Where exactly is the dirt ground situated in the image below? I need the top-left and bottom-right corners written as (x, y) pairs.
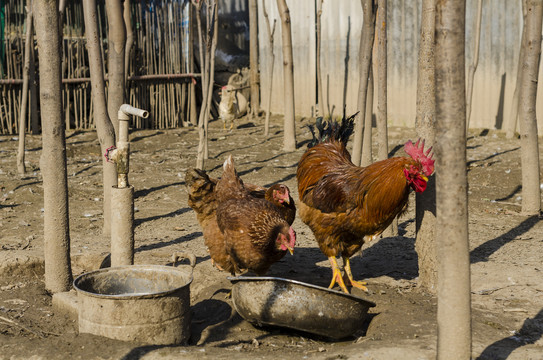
top-left (0, 115), bottom-right (542, 359)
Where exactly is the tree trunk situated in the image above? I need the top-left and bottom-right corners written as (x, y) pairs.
top-left (262, 0), bottom-right (276, 137)
top-left (189, 3), bottom-right (197, 126)
top-left (465, 0), bottom-right (482, 132)
top-left (375, 0), bottom-right (397, 238)
top-left (83, 0), bottom-right (117, 236)
top-left (17, 4), bottom-right (33, 175)
top-left (506, 0), bottom-right (528, 139)
top-left (194, 0), bottom-right (207, 169)
top-left (435, 1), bottom-right (471, 359)
top-left (203, 0), bottom-right (218, 160)
top-left (415, 0), bottom-right (437, 293)
top-left (29, 28), bottom-right (39, 135)
top-left (519, 0), bottom-right (543, 215)
top-left (361, 67), bottom-right (373, 167)
top-left (106, 0), bottom-right (126, 139)
top-left (249, 0), bottom-right (260, 118)
top-left (29, 29), bottom-right (39, 135)
top-left (123, 0), bottom-right (134, 84)
top-left (59, 0), bottom-right (67, 94)
top-left (316, 0), bottom-right (325, 117)
top-left (375, 0), bottom-right (387, 163)
top-left (276, 0), bottom-right (296, 152)
top-left (33, 0), bottom-right (73, 293)
top-left (195, 0), bottom-right (217, 169)
top-left (352, 0), bottom-right (376, 166)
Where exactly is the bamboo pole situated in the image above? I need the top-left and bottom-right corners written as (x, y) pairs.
top-left (1, 0), bottom-right (197, 133)
top-left (17, 3), bottom-right (33, 175)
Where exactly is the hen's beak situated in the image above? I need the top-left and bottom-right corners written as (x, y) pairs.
top-left (286, 244), bottom-right (294, 255)
top-left (283, 196), bottom-right (290, 205)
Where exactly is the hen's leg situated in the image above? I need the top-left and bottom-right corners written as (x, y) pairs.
top-left (211, 259), bottom-right (225, 271)
top-left (328, 256), bottom-right (349, 293)
top-left (343, 256), bottom-right (368, 292)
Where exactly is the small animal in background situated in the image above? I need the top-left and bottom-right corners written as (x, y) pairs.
top-left (297, 114), bottom-right (435, 293)
top-left (185, 157), bottom-right (296, 275)
top-left (219, 85), bottom-right (248, 130)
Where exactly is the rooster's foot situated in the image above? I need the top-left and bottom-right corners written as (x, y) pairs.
top-left (342, 256), bottom-right (368, 292)
top-left (328, 257), bottom-right (350, 293)
top-left (347, 278), bottom-right (368, 292)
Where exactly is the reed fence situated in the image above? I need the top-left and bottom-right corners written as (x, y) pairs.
top-left (0, 0), bottom-right (197, 135)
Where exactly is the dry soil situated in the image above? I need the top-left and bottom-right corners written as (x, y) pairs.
top-left (0, 115), bottom-right (542, 359)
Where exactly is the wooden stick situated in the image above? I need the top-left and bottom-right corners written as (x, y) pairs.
top-left (0, 315), bottom-right (45, 339)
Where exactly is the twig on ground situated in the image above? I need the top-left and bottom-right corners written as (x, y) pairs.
top-left (0, 315), bottom-right (45, 338)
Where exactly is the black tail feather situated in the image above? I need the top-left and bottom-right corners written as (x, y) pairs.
top-left (307, 112), bottom-right (358, 148)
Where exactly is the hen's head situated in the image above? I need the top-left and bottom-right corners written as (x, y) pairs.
top-left (276, 225), bottom-right (296, 255)
top-left (268, 184), bottom-right (291, 205)
top-left (403, 139), bottom-right (435, 193)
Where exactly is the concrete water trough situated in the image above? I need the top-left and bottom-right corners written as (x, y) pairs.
top-left (73, 254), bottom-right (195, 345)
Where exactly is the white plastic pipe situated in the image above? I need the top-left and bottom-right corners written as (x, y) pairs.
top-left (119, 104), bottom-right (149, 120)
top-left (110, 104), bottom-right (149, 266)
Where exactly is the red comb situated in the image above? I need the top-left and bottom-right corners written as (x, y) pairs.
top-left (289, 227), bottom-right (296, 247)
top-left (404, 139), bottom-right (435, 176)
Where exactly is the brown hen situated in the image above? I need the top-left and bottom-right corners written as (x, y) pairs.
top-left (297, 115), bottom-right (435, 293)
top-left (215, 155), bottom-right (296, 275)
top-left (185, 158), bottom-right (295, 275)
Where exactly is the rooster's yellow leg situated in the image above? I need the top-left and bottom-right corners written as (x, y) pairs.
top-left (328, 256), bottom-right (349, 293)
top-left (343, 256), bottom-right (368, 292)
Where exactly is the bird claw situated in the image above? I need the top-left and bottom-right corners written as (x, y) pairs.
top-left (328, 261), bottom-right (350, 293)
top-left (347, 279), bottom-right (368, 292)
top-left (211, 259), bottom-right (225, 271)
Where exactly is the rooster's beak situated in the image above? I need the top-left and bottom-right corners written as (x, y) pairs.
top-left (421, 174), bottom-right (428, 182)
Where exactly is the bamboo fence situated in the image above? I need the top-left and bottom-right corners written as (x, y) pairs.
top-left (0, 0), bottom-right (197, 134)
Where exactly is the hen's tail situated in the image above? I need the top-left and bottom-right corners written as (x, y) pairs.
top-left (185, 168), bottom-right (217, 215)
top-left (215, 155), bottom-right (245, 201)
top-left (307, 112), bottom-right (358, 148)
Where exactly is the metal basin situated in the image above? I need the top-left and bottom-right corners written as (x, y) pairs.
top-left (74, 254), bottom-right (195, 345)
top-left (228, 276), bottom-right (376, 339)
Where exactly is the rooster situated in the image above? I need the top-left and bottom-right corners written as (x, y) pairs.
top-left (185, 158), bottom-right (295, 275)
top-left (296, 115), bottom-right (434, 293)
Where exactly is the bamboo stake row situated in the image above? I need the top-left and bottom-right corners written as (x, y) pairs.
top-left (0, 0), bottom-right (195, 134)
